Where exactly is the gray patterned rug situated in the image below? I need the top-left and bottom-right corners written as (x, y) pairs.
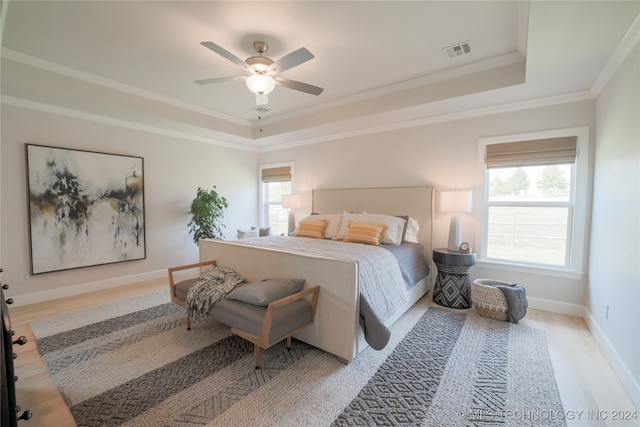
top-left (31, 290), bottom-right (566, 426)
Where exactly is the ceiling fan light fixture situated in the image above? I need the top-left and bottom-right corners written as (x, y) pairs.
top-left (256, 93), bottom-right (269, 106)
top-left (197, 40), bottom-right (323, 101)
top-left (246, 55), bottom-right (274, 73)
top-left (246, 74), bottom-right (276, 95)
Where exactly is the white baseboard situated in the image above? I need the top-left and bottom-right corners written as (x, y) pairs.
top-left (528, 296), bottom-right (638, 409)
top-left (584, 310), bottom-right (640, 411)
top-left (10, 269), bottom-right (167, 307)
top-left (527, 295), bottom-right (586, 317)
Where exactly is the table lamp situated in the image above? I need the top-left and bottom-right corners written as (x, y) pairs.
top-left (440, 190), bottom-right (472, 251)
top-left (281, 194), bottom-right (301, 235)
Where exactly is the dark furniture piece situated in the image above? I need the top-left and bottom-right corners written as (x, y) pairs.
top-left (432, 248), bottom-right (476, 309)
top-left (1, 269), bottom-right (32, 426)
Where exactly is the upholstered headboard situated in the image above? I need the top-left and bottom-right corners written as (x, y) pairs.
top-left (312, 186), bottom-right (435, 259)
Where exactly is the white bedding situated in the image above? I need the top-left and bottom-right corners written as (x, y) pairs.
top-left (232, 235), bottom-right (409, 324)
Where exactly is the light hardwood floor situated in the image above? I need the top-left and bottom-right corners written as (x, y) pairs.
top-left (6, 279), bottom-right (638, 427)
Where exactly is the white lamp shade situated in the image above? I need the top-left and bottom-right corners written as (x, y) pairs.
top-left (440, 190), bottom-right (472, 213)
top-left (282, 194), bottom-right (301, 235)
top-left (281, 194), bottom-right (301, 209)
top-left (440, 190), bottom-right (472, 251)
top-left (246, 74), bottom-right (276, 95)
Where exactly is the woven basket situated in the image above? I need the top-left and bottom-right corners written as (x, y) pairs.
top-left (471, 279), bottom-right (514, 321)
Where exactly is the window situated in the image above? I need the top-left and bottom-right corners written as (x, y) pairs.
top-left (486, 164), bottom-right (573, 266)
top-left (259, 163), bottom-right (292, 235)
top-left (477, 128), bottom-right (589, 277)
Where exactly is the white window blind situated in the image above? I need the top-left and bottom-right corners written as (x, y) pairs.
top-left (485, 136), bottom-right (577, 168)
top-left (261, 166), bottom-right (291, 182)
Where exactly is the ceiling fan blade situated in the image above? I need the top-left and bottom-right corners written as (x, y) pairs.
top-left (200, 41), bottom-right (246, 67)
top-left (269, 47), bottom-right (314, 73)
top-left (275, 77), bottom-right (324, 96)
top-left (194, 76), bottom-right (246, 85)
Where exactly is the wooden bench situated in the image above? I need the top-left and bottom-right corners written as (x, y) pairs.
top-left (168, 261), bottom-right (320, 368)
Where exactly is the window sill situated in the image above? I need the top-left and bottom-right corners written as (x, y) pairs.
top-left (474, 259), bottom-right (584, 280)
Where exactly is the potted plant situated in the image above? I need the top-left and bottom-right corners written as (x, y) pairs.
top-left (187, 186), bottom-right (228, 245)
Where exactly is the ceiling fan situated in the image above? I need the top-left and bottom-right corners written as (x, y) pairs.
top-left (195, 41), bottom-right (324, 106)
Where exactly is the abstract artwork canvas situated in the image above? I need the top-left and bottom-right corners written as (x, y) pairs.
top-left (26, 144), bottom-right (145, 274)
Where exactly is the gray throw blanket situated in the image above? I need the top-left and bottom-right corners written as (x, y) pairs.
top-left (359, 297), bottom-right (391, 350)
top-left (496, 284), bottom-right (528, 323)
top-left (186, 266), bottom-right (245, 322)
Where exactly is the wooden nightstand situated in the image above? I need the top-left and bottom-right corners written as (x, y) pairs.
top-left (432, 248), bottom-right (476, 309)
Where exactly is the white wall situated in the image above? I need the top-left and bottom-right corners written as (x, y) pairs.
top-left (590, 44), bottom-right (639, 405)
top-left (1, 105), bottom-right (258, 304)
top-left (259, 100), bottom-right (596, 310)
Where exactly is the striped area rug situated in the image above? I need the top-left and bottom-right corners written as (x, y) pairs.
top-left (30, 290), bottom-right (566, 426)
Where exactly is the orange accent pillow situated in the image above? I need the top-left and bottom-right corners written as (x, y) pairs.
top-left (342, 221), bottom-right (387, 246)
top-left (294, 219), bottom-right (329, 239)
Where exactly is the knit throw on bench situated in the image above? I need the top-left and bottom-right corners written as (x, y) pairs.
top-left (185, 266), bottom-right (245, 321)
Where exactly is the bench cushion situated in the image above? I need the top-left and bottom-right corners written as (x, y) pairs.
top-left (174, 278), bottom-right (199, 302)
top-left (226, 278), bottom-right (304, 306)
top-left (211, 299), bottom-right (312, 345)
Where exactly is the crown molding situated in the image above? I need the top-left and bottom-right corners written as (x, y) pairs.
top-left (591, 14), bottom-right (640, 96)
top-left (3, 87), bottom-right (593, 155)
top-left (2, 96), bottom-right (258, 152)
top-left (259, 90), bottom-right (594, 152)
top-left (1, 48), bottom-right (252, 128)
top-left (256, 52), bottom-right (526, 129)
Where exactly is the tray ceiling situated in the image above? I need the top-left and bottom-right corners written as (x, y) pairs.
top-left (1, 1), bottom-right (637, 149)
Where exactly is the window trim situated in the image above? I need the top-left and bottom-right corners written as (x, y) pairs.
top-left (476, 127), bottom-right (589, 279)
top-left (258, 161), bottom-right (294, 228)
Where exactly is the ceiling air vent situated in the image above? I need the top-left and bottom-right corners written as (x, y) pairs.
top-left (253, 106), bottom-right (271, 114)
top-left (443, 41), bottom-right (471, 59)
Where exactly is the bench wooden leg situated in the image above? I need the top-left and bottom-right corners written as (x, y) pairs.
top-left (254, 344), bottom-right (261, 369)
top-left (286, 336), bottom-right (292, 349)
top-left (186, 316), bottom-right (191, 331)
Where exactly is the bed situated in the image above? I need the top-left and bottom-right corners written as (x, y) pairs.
top-left (199, 186), bottom-right (435, 363)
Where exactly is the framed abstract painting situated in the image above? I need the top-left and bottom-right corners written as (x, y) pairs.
top-left (26, 144), bottom-right (146, 274)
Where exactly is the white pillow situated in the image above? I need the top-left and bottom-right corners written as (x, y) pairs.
top-left (404, 217), bottom-right (420, 243)
top-left (237, 229), bottom-right (259, 239)
top-left (296, 213), bottom-right (343, 239)
top-left (336, 212), bottom-right (406, 246)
